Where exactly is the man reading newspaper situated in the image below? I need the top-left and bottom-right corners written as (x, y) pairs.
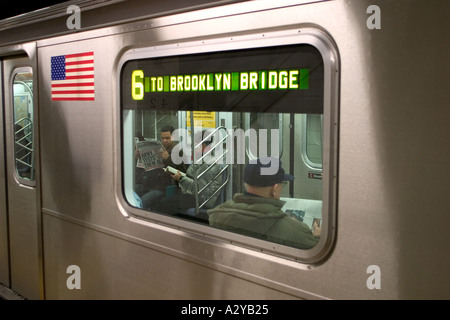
top-left (135, 140), bottom-right (165, 171)
top-left (134, 126), bottom-right (187, 211)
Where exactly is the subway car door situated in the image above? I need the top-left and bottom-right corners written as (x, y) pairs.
top-left (0, 55), bottom-right (42, 300)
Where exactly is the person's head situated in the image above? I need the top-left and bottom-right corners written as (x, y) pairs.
top-left (243, 157), bottom-right (294, 200)
top-left (160, 125), bottom-right (175, 148)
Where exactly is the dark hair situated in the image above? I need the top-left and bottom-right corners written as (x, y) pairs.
top-left (160, 125), bottom-right (175, 134)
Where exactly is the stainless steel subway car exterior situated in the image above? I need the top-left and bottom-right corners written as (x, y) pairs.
top-left (0, 0), bottom-right (449, 300)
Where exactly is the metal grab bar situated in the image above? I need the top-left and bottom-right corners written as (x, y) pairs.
top-left (14, 117), bottom-right (34, 180)
top-left (189, 124), bottom-right (230, 213)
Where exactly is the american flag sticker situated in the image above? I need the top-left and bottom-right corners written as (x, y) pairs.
top-left (51, 51), bottom-right (95, 101)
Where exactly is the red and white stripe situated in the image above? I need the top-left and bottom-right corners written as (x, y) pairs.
top-left (51, 52), bottom-right (95, 101)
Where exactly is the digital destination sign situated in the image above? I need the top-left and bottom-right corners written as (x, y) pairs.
top-left (121, 44), bottom-right (324, 114)
top-left (131, 69), bottom-right (309, 100)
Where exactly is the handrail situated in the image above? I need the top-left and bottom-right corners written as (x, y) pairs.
top-left (14, 117), bottom-right (34, 180)
top-left (198, 165), bottom-right (229, 209)
top-left (189, 125), bottom-right (230, 214)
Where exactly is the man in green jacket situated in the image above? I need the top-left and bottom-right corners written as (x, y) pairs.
top-left (208, 157), bottom-right (320, 249)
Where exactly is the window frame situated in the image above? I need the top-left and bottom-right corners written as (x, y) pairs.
top-left (116, 28), bottom-right (339, 263)
top-left (11, 67), bottom-right (35, 186)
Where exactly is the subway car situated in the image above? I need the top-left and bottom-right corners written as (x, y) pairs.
top-left (0, 0), bottom-right (449, 300)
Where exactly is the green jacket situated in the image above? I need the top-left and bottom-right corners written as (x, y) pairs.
top-left (208, 193), bottom-right (319, 249)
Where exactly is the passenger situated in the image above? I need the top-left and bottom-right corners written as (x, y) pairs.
top-left (207, 157), bottom-right (321, 249)
top-left (159, 125), bottom-right (187, 172)
top-left (135, 126), bottom-right (187, 210)
top-left (158, 130), bottom-right (223, 215)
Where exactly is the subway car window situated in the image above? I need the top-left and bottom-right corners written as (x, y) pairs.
top-left (121, 43), bottom-right (326, 251)
top-left (12, 69), bottom-right (34, 181)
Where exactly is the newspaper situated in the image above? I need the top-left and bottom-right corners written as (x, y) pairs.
top-left (280, 197), bottom-right (322, 230)
top-left (136, 139), bottom-right (165, 171)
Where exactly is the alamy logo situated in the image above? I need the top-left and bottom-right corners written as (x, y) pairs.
top-left (67, 5), bottom-right (81, 30)
top-left (366, 5), bottom-right (381, 30)
top-left (170, 128), bottom-right (280, 175)
top-left (366, 265), bottom-right (381, 289)
top-left (66, 265), bottom-right (81, 290)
